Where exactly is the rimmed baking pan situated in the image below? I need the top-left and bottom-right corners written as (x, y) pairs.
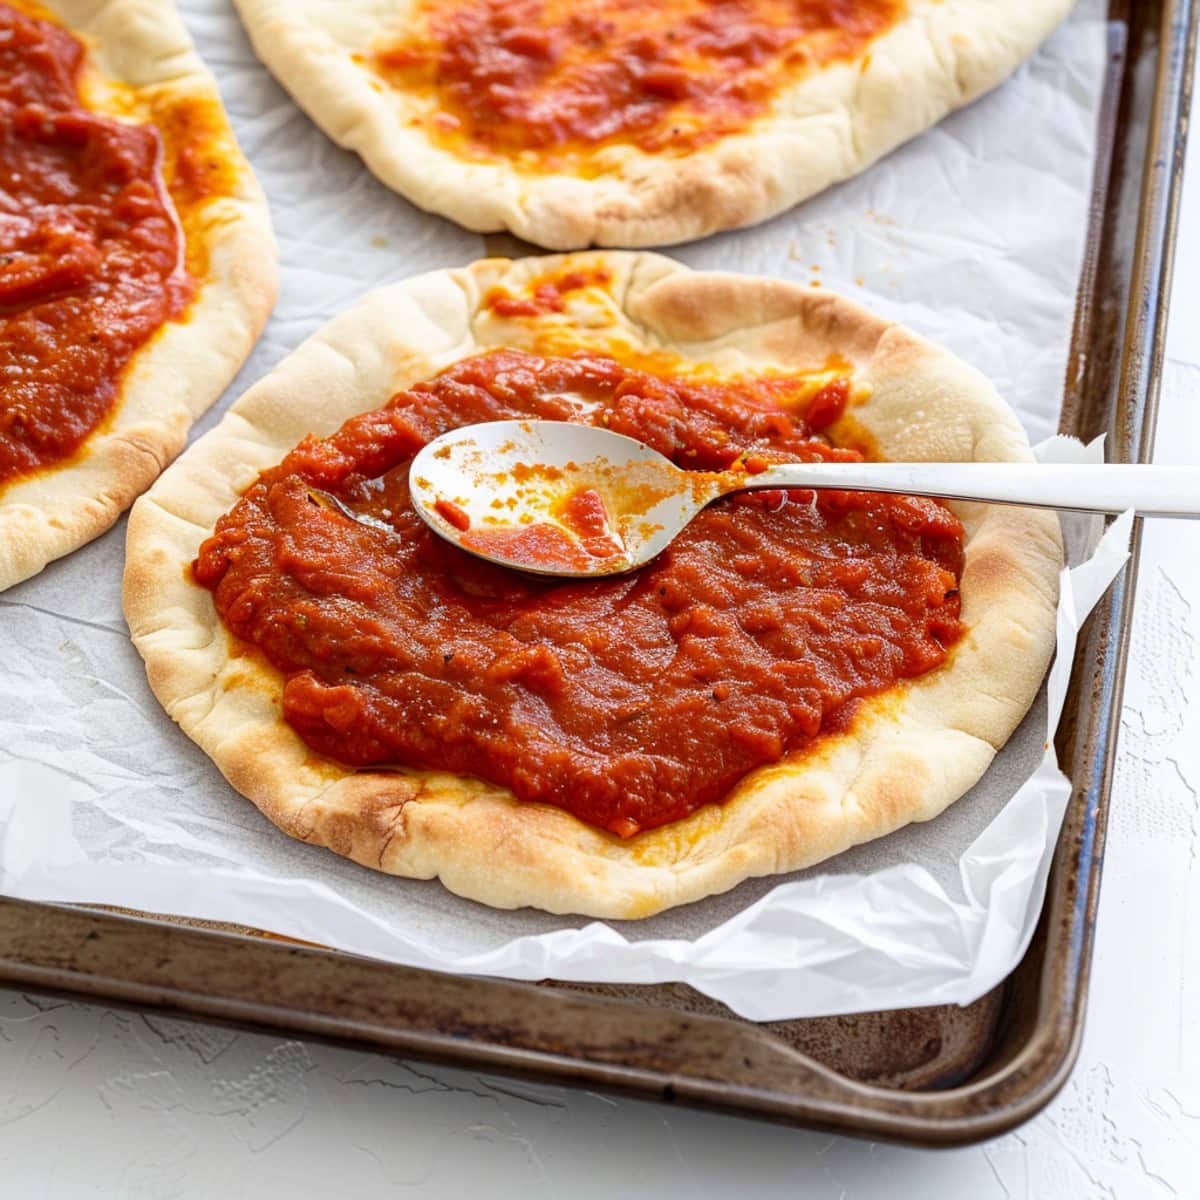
top-left (0, 0), bottom-right (1192, 1147)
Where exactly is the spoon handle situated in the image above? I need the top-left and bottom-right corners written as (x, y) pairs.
top-left (734, 462), bottom-right (1200, 519)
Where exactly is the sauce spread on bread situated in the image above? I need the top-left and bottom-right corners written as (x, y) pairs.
top-left (374, 0), bottom-right (902, 165)
top-left (195, 347), bottom-right (964, 838)
top-left (0, 4), bottom-right (193, 486)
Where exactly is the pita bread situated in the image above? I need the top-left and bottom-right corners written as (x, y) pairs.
top-left (0, 0), bottom-right (277, 590)
top-left (125, 252), bottom-right (1061, 918)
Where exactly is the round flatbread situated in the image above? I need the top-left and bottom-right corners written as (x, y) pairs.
top-left (230, 0), bottom-right (1072, 249)
top-left (124, 252), bottom-right (1061, 918)
top-left (0, 0), bottom-right (277, 591)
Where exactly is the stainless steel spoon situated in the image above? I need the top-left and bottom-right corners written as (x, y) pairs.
top-left (408, 419), bottom-right (1200, 578)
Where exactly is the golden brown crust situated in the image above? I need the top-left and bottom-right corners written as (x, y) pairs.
top-left (124, 252), bottom-right (1062, 918)
top-left (0, 0), bottom-right (278, 591)
top-left (230, 0), bottom-right (1073, 249)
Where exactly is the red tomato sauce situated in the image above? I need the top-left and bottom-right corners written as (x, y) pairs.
top-left (374, 0), bottom-right (902, 161)
top-left (195, 349), bottom-right (965, 838)
top-left (0, 4), bottom-right (193, 487)
top-left (434, 497), bottom-right (472, 530)
top-left (462, 520), bottom-right (601, 571)
top-left (558, 486), bottom-right (612, 540)
top-left (459, 486), bottom-right (623, 571)
top-left (486, 268), bottom-right (612, 317)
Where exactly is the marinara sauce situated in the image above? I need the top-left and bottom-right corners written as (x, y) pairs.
top-left (0, 4), bottom-right (192, 487)
top-left (195, 349), bottom-right (965, 839)
top-left (374, 0), bottom-right (902, 159)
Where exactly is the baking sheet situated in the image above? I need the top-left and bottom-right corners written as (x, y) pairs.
top-left (0, 0), bottom-right (1119, 1021)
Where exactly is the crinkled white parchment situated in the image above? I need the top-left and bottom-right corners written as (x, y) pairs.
top-left (0, 0), bottom-right (1124, 1020)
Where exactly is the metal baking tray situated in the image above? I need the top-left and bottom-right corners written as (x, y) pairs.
top-left (0, 0), bottom-right (1193, 1147)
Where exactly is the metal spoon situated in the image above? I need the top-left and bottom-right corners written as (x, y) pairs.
top-left (408, 419), bottom-right (1200, 578)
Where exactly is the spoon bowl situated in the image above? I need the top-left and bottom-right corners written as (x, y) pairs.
top-left (409, 419), bottom-right (724, 577)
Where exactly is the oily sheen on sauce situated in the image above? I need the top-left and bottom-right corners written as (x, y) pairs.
top-left (195, 350), bottom-right (965, 839)
top-left (0, 3), bottom-right (193, 487)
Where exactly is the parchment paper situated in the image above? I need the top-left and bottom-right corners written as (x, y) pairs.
top-left (0, 0), bottom-right (1123, 1021)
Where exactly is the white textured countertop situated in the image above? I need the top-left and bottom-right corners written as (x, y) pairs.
top-left (2, 42), bottom-right (1198, 1200)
